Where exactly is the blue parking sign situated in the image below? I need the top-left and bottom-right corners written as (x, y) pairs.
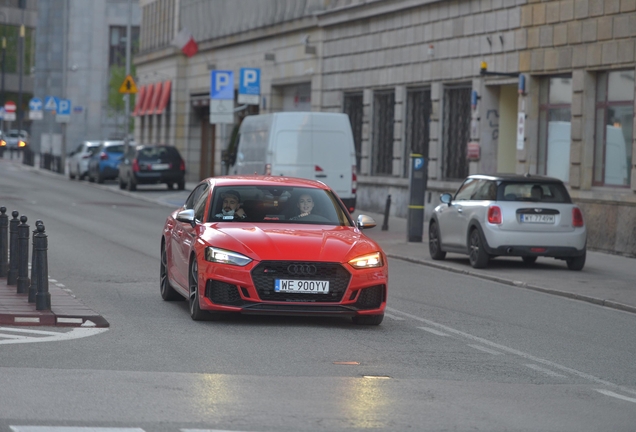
top-left (238, 68), bottom-right (260, 105)
top-left (58, 99), bottom-right (71, 115)
top-left (210, 70), bottom-right (234, 100)
top-left (413, 157), bottom-right (424, 171)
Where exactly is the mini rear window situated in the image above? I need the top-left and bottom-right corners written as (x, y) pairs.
top-left (137, 146), bottom-right (180, 160)
top-left (500, 182), bottom-right (572, 203)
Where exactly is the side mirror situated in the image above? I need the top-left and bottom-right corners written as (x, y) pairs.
top-left (440, 193), bottom-right (453, 205)
top-left (357, 214), bottom-right (377, 230)
top-left (176, 209), bottom-right (196, 227)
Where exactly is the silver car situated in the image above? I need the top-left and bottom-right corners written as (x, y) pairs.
top-left (428, 174), bottom-right (587, 270)
top-left (68, 140), bottom-right (101, 180)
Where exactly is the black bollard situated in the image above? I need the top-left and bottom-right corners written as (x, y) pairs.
top-left (28, 220), bottom-right (43, 303)
top-left (7, 211), bottom-right (19, 285)
top-left (16, 216), bottom-right (30, 294)
top-left (381, 194), bottom-right (391, 231)
top-left (0, 207), bottom-right (8, 277)
top-left (35, 224), bottom-right (51, 311)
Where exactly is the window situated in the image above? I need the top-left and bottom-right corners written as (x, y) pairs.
top-left (594, 70), bottom-right (634, 187)
top-left (442, 87), bottom-right (471, 180)
top-left (372, 91), bottom-right (395, 175)
top-left (538, 76), bottom-right (572, 182)
top-left (454, 178), bottom-right (483, 201)
top-left (343, 93), bottom-right (363, 172)
top-left (109, 25), bottom-right (140, 67)
top-left (405, 88), bottom-right (431, 178)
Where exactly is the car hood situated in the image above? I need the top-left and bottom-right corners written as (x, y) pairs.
top-left (201, 223), bottom-right (381, 262)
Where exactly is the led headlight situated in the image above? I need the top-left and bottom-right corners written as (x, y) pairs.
top-left (205, 247), bottom-right (252, 266)
top-left (18, 141), bottom-right (26, 148)
top-left (348, 252), bottom-right (383, 269)
top-left (0, 140), bottom-right (6, 147)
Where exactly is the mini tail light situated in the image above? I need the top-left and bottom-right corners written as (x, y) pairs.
top-left (487, 205), bottom-right (502, 224)
top-left (352, 166), bottom-right (357, 195)
top-left (132, 159), bottom-right (139, 172)
top-left (572, 207), bottom-right (584, 227)
top-left (99, 152), bottom-right (108, 160)
top-left (315, 165), bottom-right (324, 172)
top-left (265, 163), bottom-right (271, 175)
top-left (179, 160), bottom-right (185, 171)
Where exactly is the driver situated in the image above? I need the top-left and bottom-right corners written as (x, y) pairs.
top-left (214, 190), bottom-right (247, 221)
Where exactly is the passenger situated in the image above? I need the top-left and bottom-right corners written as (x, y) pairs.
top-left (530, 185), bottom-right (544, 201)
top-left (213, 190), bottom-right (247, 220)
top-left (290, 193), bottom-right (315, 220)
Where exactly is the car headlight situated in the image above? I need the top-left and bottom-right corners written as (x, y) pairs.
top-left (348, 252), bottom-right (383, 269)
top-left (205, 247), bottom-right (252, 266)
top-left (0, 140), bottom-right (6, 147)
top-left (18, 141), bottom-right (26, 147)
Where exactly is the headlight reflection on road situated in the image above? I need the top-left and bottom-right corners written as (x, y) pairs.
top-left (337, 376), bottom-right (392, 429)
top-left (191, 373), bottom-right (237, 414)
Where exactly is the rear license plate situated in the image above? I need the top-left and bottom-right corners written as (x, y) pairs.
top-left (521, 214), bottom-right (555, 223)
top-left (274, 279), bottom-right (330, 294)
top-left (151, 163), bottom-right (170, 170)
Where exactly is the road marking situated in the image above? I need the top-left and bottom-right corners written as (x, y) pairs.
top-left (387, 306), bottom-right (636, 397)
top-left (417, 326), bottom-right (450, 336)
top-left (468, 344), bottom-right (504, 355)
top-left (0, 327), bottom-right (61, 335)
top-left (183, 429), bottom-right (260, 432)
top-left (524, 363), bottom-right (567, 378)
top-left (0, 328), bottom-right (108, 345)
top-left (14, 317), bottom-right (40, 323)
top-left (384, 312), bottom-right (404, 320)
top-left (11, 428), bottom-right (146, 432)
top-left (596, 389), bottom-right (636, 404)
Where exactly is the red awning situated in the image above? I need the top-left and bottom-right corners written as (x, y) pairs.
top-left (154, 80), bottom-right (172, 115)
top-left (140, 83), bottom-right (156, 115)
top-left (150, 81), bottom-right (163, 114)
top-left (132, 85), bottom-right (146, 116)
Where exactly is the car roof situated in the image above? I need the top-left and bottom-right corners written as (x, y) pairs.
top-left (205, 175), bottom-right (332, 190)
top-left (102, 140), bottom-right (124, 146)
top-left (467, 174), bottom-right (564, 184)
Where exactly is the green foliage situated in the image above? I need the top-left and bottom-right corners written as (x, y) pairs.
top-left (107, 64), bottom-right (136, 133)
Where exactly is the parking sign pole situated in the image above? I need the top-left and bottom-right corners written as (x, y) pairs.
top-left (407, 154), bottom-right (427, 243)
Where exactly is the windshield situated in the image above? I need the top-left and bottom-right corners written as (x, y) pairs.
top-left (209, 186), bottom-right (352, 226)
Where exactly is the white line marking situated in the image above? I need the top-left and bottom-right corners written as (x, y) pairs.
top-left (417, 326), bottom-right (450, 336)
top-left (55, 283), bottom-right (65, 287)
top-left (0, 328), bottom-right (108, 345)
top-left (387, 306), bottom-right (636, 397)
top-left (14, 317), bottom-right (40, 323)
top-left (48, 279), bottom-right (57, 283)
top-left (524, 363), bottom-right (567, 378)
top-left (468, 344), bottom-right (504, 355)
top-left (596, 389), bottom-right (636, 404)
top-left (11, 428), bottom-right (146, 432)
top-left (57, 317), bottom-right (83, 324)
top-left (0, 327), bottom-right (61, 335)
top-left (0, 333), bottom-right (28, 340)
top-left (183, 429), bottom-right (258, 432)
top-left (384, 312), bottom-right (404, 320)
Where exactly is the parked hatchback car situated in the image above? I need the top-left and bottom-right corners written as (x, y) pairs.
top-left (118, 144), bottom-right (186, 191)
top-left (68, 140), bottom-right (101, 180)
top-left (161, 176), bottom-right (387, 325)
top-left (87, 140), bottom-right (126, 183)
top-left (428, 174), bottom-right (587, 270)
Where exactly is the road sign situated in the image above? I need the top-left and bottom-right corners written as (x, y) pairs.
top-left (44, 96), bottom-right (58, 111)
top-left (56, 98), bottom-right (71, 123)
top-left (3, 101), bottom-right (16, 121)
top-left (29, 97), bottom-right (43, 120)
top-left (210, 70), bottom-right (234, 124)
top-left (119, 74), bottom-right (138, 94)
top-left (238, 68), bottom-right (260, 105)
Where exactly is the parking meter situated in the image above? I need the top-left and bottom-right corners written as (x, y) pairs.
top-left (407, 154), bottom-right (427, 242)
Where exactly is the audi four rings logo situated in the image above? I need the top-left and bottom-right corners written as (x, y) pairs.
top-left (287, 264), bottom-right (317, 275)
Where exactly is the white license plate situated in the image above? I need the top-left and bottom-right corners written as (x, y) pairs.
top-left (521, 214), bottom-right (555, 223)
top-left (274, 279), bottom-right (330, 294)
top-left (151, 163), bottom-right (170, 170)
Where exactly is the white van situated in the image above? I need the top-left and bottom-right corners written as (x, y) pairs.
top-left (231, 112), bottom-right (357, 211)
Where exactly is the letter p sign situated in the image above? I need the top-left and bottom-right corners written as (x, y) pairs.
top-left (238, 67), bottom-right (261, 104)
top-left (211, 70), bottom-right (234, 100)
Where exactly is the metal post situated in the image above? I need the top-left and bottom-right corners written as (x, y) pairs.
top-left (124, 0), bottom-right (132, 154)
top-left (7, 211), bottom-right (19, 285)
top-left (381, 194), bottom-right (391, 231)
top-left (16, 2), bottom-right (25, 141)
top-left (35, 224), bottom-right (50, 311)
top-left (0, 207), bottom-right (7, 277)
top-left (16, 215), bottom-right (29, 293)
top-left (28, 220), bottom-right (42, 303)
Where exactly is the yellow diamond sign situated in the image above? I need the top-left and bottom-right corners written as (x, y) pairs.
top-left (119, 74), bottom-right (138, 94)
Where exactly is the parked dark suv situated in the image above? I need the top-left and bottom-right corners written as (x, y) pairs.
top-left (118, 144), bottom-right (186, 191)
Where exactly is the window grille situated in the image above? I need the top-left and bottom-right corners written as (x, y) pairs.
top-left (405, 88), bottom-right (431, 177)
top-left (442, 87), bottom-right (471, 180)
top-left (343, 93), bottom-right (363, 172)
top-left (372, 91), bottom-right (395, 175)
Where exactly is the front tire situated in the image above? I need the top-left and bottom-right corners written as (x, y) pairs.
top-left (160, 245), bottom-right (182, 301)
top-left (428, 221), bottom-right (446, 260)
top-left (566, 250), bottom-right (586, 271)
top-left (353, 314), bottom-right (384, 326)
top-left (468, 228), bottom-right (490, 269)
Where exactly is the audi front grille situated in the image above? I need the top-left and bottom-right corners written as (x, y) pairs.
top-left (251, 261), bottom-right (351, 302)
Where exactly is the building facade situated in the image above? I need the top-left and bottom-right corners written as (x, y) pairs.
top-left (134, 0), bottom-right (636, 257)
top-left (31, 0), bottom-right (140, 159)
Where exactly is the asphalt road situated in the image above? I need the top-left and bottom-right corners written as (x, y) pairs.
top-left (1, 162), bottom-right (636, 432)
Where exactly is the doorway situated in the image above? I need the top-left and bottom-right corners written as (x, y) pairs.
top-left (497, 85), bottom-right (518, 174)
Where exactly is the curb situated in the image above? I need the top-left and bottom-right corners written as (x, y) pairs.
top-left (386, 252), bottom-right (636, 315)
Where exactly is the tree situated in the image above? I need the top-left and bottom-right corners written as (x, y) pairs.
top-left (107, 64), bottom-right (136, 136)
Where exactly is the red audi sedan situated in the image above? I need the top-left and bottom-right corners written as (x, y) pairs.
top-left (161, 176), bottom-right (388, 325)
